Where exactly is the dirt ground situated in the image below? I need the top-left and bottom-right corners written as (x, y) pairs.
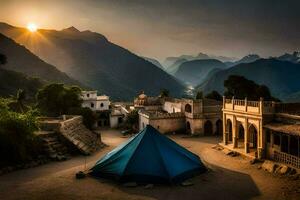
top-left (0, 129), bottom-right (299, 200)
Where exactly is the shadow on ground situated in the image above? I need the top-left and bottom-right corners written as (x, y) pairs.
top-left (94, 164), bottom-right (260, 200)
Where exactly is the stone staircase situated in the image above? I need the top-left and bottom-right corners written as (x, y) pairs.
top-left (59, 121), bottom-right (102, 155)
top-left (37, 115), bottom-right (103, 157)
top-left (36, 131), bottom-right (70, 161)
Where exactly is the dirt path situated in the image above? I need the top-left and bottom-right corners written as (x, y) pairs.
top-left (0, 129), bottom-right (299, 200)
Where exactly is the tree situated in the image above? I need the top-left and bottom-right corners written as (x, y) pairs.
top-left (36, 83), bottom-right (82, 116)
top-left (8, 89), bottom-right (28, 113)
top-left (125, 109), bottom-right (139, 131)
top-left (0, 53), bottom-right (7, 65)
top-left (160, 88), bottom-right (169, 98)
top-left (224, 75), bottom-right (278, 101)
top-left (69, 107), bottom-right (97, 130)
top-left (195, 91), bottom-right (203, 99)
top-left (205, 90), bottom-right (222, 101)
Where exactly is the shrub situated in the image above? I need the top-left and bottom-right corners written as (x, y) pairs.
top-left (0, 99), bottom-right (43, 167)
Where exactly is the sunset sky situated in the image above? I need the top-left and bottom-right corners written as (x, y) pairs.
top-left (0, 0), bottom-right (299, 61)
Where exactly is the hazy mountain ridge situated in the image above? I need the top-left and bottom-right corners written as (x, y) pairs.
top-left (197, 58), bottom-right (300, 101)
top-left (0, 33), bottom-right (83, 87)
top-left (174, 59), bottom-right (227, 86)
top-left (277, 51), bottom-right (300, 63)
top-left (225, 54), bottom-right (261, 67)
top-left (142, 57), bottom-right (164, 69)
top-left (0, 22), bottom-right (185, 100)
top-left (163, 52), bottom-right (236, 70)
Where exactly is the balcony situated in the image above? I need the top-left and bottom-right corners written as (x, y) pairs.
top-left (223, 98), bottom-right (275, 115)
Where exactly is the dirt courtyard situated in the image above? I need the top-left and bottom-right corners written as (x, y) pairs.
top-left (0, 129), bottom-right (299, 200)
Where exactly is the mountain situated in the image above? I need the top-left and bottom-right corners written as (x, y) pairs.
top-left (142, 57), bottom-right (164, 69)
top-left (0, 22), bottom-right (184, 100)
top-left (0, 67), bottom-right (44, 99)
top-left (164, 53), bottom-right (236, 69)
top-left (197, 59), bottom-right (300, 101)
top-left (0, 33), bottom-right (82, 87)
top-left (277, 51), bottom-right (300, 63)
top-left (225, 54), bottom-right (260, 67)
top-left (174, 59), bottom-right (227, 86)
top-left (165, 58), bottom-right (188, 75)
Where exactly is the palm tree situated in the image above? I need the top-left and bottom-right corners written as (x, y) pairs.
top-left (16, 89), bottom-right (26, 110)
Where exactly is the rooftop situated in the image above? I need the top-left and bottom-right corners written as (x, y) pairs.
top-left (264, 123), bottom-right (300, 136)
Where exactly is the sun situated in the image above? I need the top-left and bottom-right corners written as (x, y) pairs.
top-left (27, 23), bottom-right (38, 32)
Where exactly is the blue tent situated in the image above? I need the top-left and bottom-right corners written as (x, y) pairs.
top-left (90, 125), bottom-right (206, 183)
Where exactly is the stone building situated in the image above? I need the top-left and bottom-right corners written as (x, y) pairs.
top-left (222, 97), bottom-right (300, 169)
top-left (137, 94), bottom-right (223, 135)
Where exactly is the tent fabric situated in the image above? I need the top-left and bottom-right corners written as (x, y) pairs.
top-left (90, 125), bottom-right (206, 183)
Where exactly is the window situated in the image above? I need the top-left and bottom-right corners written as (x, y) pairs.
top-left (157, 126), bottom-right (160, 130)
top-left (91, 103), bottom-right (94, 108)
top-left (87, 94), bottom-right (90, 97)
top-left (266, 130), bottom-right (271, 143)
top-left (100, 103), bottom-right (104, 107)
top-left (273, 133), bottom-right (280, 145)
top-left (185, 104), bottom-right (192, 113)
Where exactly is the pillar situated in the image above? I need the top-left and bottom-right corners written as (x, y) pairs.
top-left (223, 113), bottom-right (227, 145)
top-left (233, 117), bottom-right (237, 148)
top-left (288, 136), bottom-right (291, 154)
top-left (245, 97), bottom-right (248, 112)
top-left (298, 137), bottom-right (300, 157)
top-left (244, 120), bottom-right (249, 153)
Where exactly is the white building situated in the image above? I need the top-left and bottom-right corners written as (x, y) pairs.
top-left (81, 90), bottom-right (129, 128)
top-left (81, 91), bottom-right (110, 111)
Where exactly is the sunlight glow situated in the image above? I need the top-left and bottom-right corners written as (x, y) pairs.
top-left (27, 23), bottom-right (38, 32)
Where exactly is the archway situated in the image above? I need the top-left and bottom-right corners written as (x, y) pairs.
top-left (226, 119), bottom-right (233, 143)
top-left (185, 104), bottom-right (192, 113)
top-left (248, 124), bottom-right (258, 152)
top-left (204, 120), bottom-right (213, 136)
top-left (118, 117), bottom-right (123, 124)
top-left (237, 123), bottom-right (245, 148)
top-left (215, 119), bottom-right (223, 135)
top-left (186, 121), bottom-right (191, 134)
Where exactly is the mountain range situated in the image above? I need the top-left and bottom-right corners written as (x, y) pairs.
top-left (0, 22), bottom-right (185, 100)
top-left (174, 59), bottom-right (227, 86)
top-left (142, 57), bottom-right (164, 69)
top-left (0, 33), bottom-right (81, 86)
top-left (224, 54), bottom-right (261, 67)
top-left (197, 59), bottom-right (300, 101)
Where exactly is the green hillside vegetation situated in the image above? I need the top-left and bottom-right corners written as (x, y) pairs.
top-left (0, 98), bottom-right (44, 167)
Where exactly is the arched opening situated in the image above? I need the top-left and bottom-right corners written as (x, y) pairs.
top-left (215, 119), bottom-right (222, 135)
top-left (100, 103), bottom-right (104, 107)
top-left (226, 119), bottom-right (233, 143)
top-left (237, 123), bottom-right (245, 148)
top-left (118, 117), bottom-right (123, 124)
top-left (185, 104), bottom-right (192, 113)
top-left (186, 121), bottom-right (191, 134)
top-left (248, 124), bottom-right (258, 152)
top-left (204, 120), bottom-right (213, 136)
top-left (91, 102), bottom-right (94, 108)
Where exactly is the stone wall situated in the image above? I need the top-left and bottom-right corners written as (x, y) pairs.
top-left (149, 117), bottom-right (186, 134)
